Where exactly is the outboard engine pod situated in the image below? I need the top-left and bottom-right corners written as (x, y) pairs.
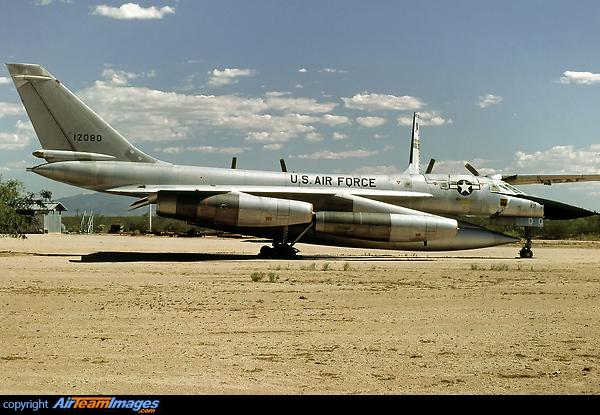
top-left (157, 191), bottom-right (313, 227)
top-left (315, 211), bottom-right (457, 243)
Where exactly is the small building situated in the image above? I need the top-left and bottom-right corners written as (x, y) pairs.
top-left (19, 201), bottom-right (68, 233)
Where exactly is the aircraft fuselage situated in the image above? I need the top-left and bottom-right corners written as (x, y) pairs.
top-left (30, 160), bottom-right (543, 220)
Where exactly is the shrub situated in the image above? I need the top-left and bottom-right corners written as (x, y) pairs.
top-left (251, 272), bottom-right (264, 282)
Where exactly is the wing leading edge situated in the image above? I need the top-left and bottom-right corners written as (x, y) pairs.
top-left (118, 185), bottom-right (434, 209)
top-left (503, 174), bottom-right (600, 185)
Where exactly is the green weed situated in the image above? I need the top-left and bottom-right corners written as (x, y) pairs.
top-left (251, 271), bottom-right (265, 282)
top-left (490, 263), bottom-right (509, 271)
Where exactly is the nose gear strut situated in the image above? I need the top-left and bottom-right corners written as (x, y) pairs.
top-left (519, 226), bottom-right (534, 258)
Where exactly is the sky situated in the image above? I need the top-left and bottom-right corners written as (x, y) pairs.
top-left (1, 0), bottom-right (600, 212)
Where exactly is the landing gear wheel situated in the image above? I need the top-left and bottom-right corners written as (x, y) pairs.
top-left (519, 247), bottom-right (533, 259)
top-left (519, 227), bottom-right (534, 259)
top-left (260, 245), bottom-right (275, 257)
top-left (282, 248), bottom-right (297, 259)
top-left (258, 223), bottom-right (311, 259)
top-left (259, 243), bottom-right (298, 259)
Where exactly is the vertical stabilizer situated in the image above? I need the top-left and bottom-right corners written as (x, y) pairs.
top-left (404, 112), bottom-right (420, 174)
top-left (6, 63), bottom-right (158, 163)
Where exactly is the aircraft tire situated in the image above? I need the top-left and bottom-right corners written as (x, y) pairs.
top-left (519, 248), bottom-right (533, 258)
top-left (259, 245), bottom-right (275, 257)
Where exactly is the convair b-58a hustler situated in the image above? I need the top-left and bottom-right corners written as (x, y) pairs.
top-left (7, 63), bottom-right (600, 258)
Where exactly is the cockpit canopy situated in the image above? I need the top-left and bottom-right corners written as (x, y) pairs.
top-left (490, 180), bottom-right (525, 195)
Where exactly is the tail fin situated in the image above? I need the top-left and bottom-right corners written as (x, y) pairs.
top-left (404, 112), bottom-right (420, 174)
top-left (6, 63), bottom-right (157, 163)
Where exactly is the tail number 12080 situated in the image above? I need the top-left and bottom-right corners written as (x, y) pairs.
top-left (73, 133), bottom-right (102, 142)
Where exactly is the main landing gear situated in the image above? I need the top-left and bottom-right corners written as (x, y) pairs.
top-left (259, 242), bottom-right (299, 259)
top-left (519, 226), bottom-right (534, 258)
top-left (258, 222), bottom-right (313, 259)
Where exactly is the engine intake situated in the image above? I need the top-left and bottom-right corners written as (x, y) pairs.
top-left (156, 191), bottom-right (313, 227)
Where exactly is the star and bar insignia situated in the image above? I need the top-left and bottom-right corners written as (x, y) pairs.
top-left (450, 179), bottom-right (480, 196)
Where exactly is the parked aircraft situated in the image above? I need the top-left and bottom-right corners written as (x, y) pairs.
top-left (7, 63), bottom-right (599, 258)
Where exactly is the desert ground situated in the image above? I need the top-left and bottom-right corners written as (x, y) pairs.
top-left (0, 233), bottom-right (599, 394)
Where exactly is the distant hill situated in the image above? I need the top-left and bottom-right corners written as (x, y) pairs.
top-left (57, 193), bottom-right (148, 217)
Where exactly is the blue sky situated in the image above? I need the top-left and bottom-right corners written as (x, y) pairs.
top-left (1, 0), bottom-right (600, 211)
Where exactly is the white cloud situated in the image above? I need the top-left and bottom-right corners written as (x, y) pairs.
top-left (0, 133), bottom-right (26, 150)
top-left (92, 3), bottom-right (175, 20)
top-left (319, 68), bottom-right (348, 74)
top-left (298, 68), bottom-right (307, 73)
top-left (305, 132), bottom-right (323, 142)
top-left (262, 143), bottom-right (282, 151)
top-left (397, 111), bottom-right (451, 126)
top-left (0, 120), bottom-right (34, 150)
top-left (509, 145), bottom-right (600, 174)
top-left (78, 70), bottom-right (351, 144)
top-left (0, 160), bottom-right (28, 172)
top-left (424, 159), bottom-right (493, 175)
top-left (557, 71), bottom-right (600, 85)
top-left (342, 93), bottom-right (424, 112)
top-left (0, 102), bottom-right (24, 118)
top-left (264, 91), bottom-right (289, 97)
top-left (478, 94), bottom-right (503, 108)
top-left (247, 130), bottom-right (305, 143)
top-left (321, 114), bottom-right (350, 126)
top-left (15, 119), bottom-right (34, 133)
top-left (333, 132), bottom-right (347, 140)
top-left (68, 69), bottom-right (437, 153)
top-left (35, 0), bottom-right (74, 5)
top-left (100, 67), bottom-right (154, 86)
top-left (432, 145), bottom-right (600, 177)
top-left (0, 127), bottom-right (31, 150)
top-left (350, 165), bottom-right (402, 175)
top-left (294, 149), bottom-right (378, 159)
top-left (245, 131), bottom-right (284, 143)
top-left (78, 83), bottom-right (261, 142)
top-left (216, 113), bottom-right (317, 138)
top-left (265, 95), bottom-right (337, 113)
top-left (356, 116), bottom-right (386, 128)
top-left (155, 145), bottom-right (251, 155)
top-left (207, 68), bottom-right (257, 87)
top-left (0, 77), bottom-right (10, 84)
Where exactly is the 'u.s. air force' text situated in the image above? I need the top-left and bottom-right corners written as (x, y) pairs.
top-left (290, 174), bottom-right (377, 188)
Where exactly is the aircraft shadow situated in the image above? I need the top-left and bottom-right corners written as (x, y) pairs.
top-left (73, 251), bottom-right (518, 263)
top-left (74, 251), bottom-right (259, 263)
top-left (73, 251), bottom-right (440, 263)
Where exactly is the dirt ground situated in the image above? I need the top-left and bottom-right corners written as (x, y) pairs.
top-left (0, 233), bottom-right (599, 395)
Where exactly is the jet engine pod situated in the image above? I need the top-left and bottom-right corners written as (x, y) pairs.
top-left (156, 191), bottom-right (313, 227)
top-left (315, 211), bottom-right (458, 243)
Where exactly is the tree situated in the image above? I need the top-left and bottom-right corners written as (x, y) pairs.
top-left (0, 176), bottom-right (52, 238)
top-left (0, 177), bottom-right (27, 238)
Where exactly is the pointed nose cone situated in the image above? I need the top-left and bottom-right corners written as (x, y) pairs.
top-left (432, 222), bottom-right (520, 250)
top-left (519, 196), bottom-right (598, 220)
top-left (489, 230), bottom-right (521, 246)
top-left (456, 225), bottom-right (520, 248)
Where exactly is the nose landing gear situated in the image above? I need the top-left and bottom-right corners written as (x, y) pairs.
top-left (519, 226), bottom-right (534, 258)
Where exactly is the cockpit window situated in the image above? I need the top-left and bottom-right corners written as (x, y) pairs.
top-left (491, 181), bottom-right (525, 195)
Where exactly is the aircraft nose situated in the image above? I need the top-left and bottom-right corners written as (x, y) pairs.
top-left (518, 195), bottom-right (598, 220)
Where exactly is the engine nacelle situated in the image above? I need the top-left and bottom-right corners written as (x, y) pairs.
top-left (156, 191), bottom-right (313, 227)
top-left (315, 211), bottom-right (458, 243)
